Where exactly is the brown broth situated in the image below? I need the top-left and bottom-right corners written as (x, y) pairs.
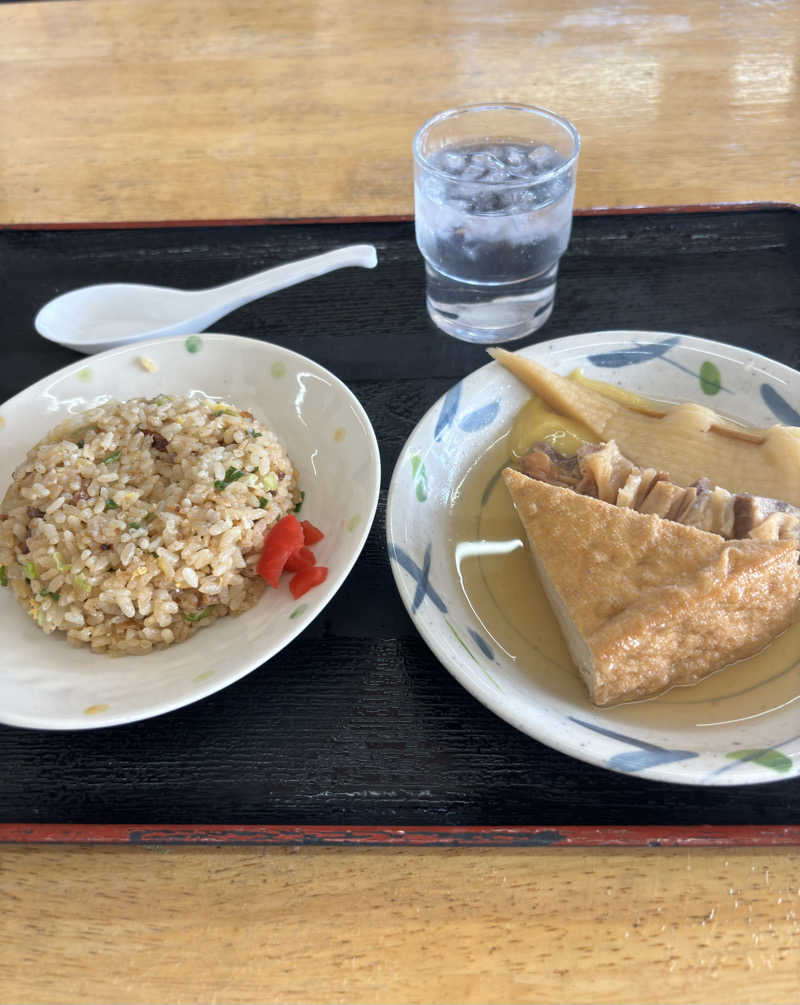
top-left (447, 428), bottom-right (800, 730)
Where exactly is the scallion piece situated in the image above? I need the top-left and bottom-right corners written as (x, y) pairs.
top-left (214, 467), bottom-right (245, 491)
top-left (52, 551), bottom-right (71, 573)
top-left (183, 606), bottom-right (214, 622)
top-left (103, 449), bottom-right (121, 465)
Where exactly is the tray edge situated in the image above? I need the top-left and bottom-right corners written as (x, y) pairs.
top-left (1, 201), bottom-right (798, 231)
top-left (2, 824), bottom-right (800, 847)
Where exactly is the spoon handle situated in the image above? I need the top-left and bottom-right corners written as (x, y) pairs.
top-left (201, 244), bottom-right (378, 309)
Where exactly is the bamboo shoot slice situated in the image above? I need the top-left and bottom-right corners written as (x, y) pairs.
top-left (490, 348), bottom-right (800, 506)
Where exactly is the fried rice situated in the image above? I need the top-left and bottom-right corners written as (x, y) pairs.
top-left (0, 395), bottom-right (298, 654)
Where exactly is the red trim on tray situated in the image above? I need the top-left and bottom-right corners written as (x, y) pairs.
top-left (1, 824), bottom-right (800, 846)
top-left (0, 202), bottom-right (797, 231)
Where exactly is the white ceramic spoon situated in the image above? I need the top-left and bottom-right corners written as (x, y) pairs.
top-left (34, 243), bottom-right (378, 354)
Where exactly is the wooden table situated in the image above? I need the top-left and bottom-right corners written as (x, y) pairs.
top-left (1, 2), bottom-right (799, 1002)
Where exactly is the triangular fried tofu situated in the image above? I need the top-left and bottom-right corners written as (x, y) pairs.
top-left (503, 468), bottom-right (800, 706)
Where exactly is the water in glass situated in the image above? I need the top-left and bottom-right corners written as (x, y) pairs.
top-left (415, 139), bottom-right (575, 343)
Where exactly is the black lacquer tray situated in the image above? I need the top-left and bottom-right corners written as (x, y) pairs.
top-left (2, 204), bottom-right (800, 846)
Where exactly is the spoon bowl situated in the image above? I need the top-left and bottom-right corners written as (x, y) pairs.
top-left (35, 244), bottom-right (378, 354)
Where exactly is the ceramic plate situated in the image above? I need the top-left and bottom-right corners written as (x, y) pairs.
top-left (386, 331), bottom-right (800, 786)
top-left (0, 333), bottom-right (380, 730)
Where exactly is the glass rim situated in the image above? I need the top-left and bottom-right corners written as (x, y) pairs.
top-left (412, 103), bottom-right (581, 188)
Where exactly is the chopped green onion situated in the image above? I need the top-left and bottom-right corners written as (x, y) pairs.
top-left (73, 572), bottom-right (91, 594)
top-left (262, 472), bottom-right (277, 493)
top-left (73, 425), bottom-right (96, 447)
top-left (214, 467), bottom-right (245, 491)
top-left (293, 490), bottom-right (305, 514)
top-left (22, 560), bottom-right (37, 581)
top-left (104, 498), bottom-right (119, 511)
top-left (207, 401), bottom-right (237, 416)
top-left (128, 521), bottom-right (140, 530)
top-left (0, 565), bottom-right (7, 587)
top-left (249, 429), bottom-right (262, 439)
top-left (183, 606), bottom-right (214, 623)
top-left (39, 589), bottom-right (60, 601)
top-left (258, 497), bottom-right (268, 509)
top-left (103, 449), bottom-right (121, 465)
top-left (52, 551), bottom-right (71, 573)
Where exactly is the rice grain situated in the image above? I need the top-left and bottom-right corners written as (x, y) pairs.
top-left (0, 395), bottom-right (298, 654)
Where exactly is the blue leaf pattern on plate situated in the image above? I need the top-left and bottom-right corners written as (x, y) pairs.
top-left (569, 717), bottom-right (698, 772)
top-left (459, 401), bottom-right (500, 432)
top-left (609, 748), bottom-right (699, 772)
top-left (447, 621), bottom-right (502, 691)
top-left (434, 384), bottom-right (461, 440)
top-left (587, 337), bottom-right (680, 368)
top-left (388, 542), bottom-right (447, 614)
top-left (760, 384), bottom-right (800, 425)
top-left (587, 337), bottom-right (732, 391)
top-left (468, 628), bottom-right (495, 661)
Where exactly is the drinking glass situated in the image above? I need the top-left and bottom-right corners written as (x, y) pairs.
top-left (413, 104), bottom-right (580, 344)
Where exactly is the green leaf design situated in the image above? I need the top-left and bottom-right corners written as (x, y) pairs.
top-left (725, 749), bottom-right (792, 773)
top-left (410, 454), bottom-right (428, 502)
top-left (699, 360), bottom-right (721, 396)
top-left (185, 335), bottom-right (203, 354)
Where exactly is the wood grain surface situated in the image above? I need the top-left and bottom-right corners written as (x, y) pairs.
top-left (1, 0), bottom-right (799, 223)
top-left (2, 845), bottom-right (800, 1005)
top-left (2, 2), bottom-right (800, 1003)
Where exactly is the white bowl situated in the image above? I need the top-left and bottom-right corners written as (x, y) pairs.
top-left (0, 333), bottom-right (380, 730)
top-left (387, 331), bottom-right (800, 786)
